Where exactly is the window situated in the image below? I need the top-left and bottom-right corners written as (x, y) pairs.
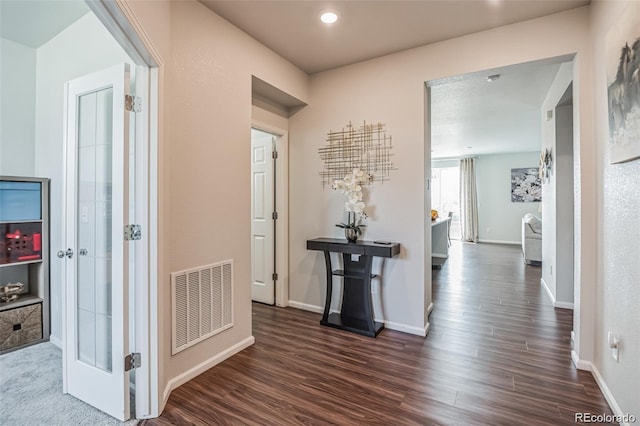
top-left (431, 166), bottom-right (461, 240)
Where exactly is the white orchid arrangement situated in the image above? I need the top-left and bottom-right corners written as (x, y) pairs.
top-left (332, 168), bottom-right (371, 237)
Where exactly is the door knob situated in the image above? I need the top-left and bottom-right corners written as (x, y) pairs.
top-left (57, 248), bottom-right (73, 259)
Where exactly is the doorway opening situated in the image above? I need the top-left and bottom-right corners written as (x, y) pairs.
top-left (426, 54), bottom-right (580, 365)
top-left (250, 128), bottom-right (277, 306)
top-left (250, 126), bottom-right (288, 308)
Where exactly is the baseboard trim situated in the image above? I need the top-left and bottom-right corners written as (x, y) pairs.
top-left (478, 239), bottom-right (520, 245)
top-left (540, 278), bottom-right (574, 310)
top-left (289, 301), bottom-right (426, 337)
top-left (571, 350), bottom-right (591, 371)
top-left (49, 335), bottom-right (62, 349)
top-left (161, 336), bottom-right (255, 411)
top-left (288, 300), bottom-right (323, 314)
top-left (554, 301), bottom-right (574, 310)
top-left (540, 277), bottom-right (555, 305)
top-left (590, 363), bottom-right (630, 425)
top-left (384, 320), bottom-right (428, 337)
top-left (427, 302), bottom-right (434, 316)
top-left (570, 353), bottom-right (629, 425)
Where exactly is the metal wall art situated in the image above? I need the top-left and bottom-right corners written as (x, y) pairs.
top-left (318, 121), bottom-right (395, 188)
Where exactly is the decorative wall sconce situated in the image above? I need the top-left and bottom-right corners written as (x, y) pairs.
top-left (539, 148), bottom-right (553, 181)
top-left (318, 121), bottom-right (396, 188)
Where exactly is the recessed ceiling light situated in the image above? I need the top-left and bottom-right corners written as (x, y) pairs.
top-left (466, 146), bottom-right (473, 149)
top-left (321, 12), bottom-right (338, 24)
top-left (486, 74), bottom-right (501, 82)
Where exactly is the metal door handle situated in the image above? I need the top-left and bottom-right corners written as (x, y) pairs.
top-left (57, 248), bottom-right (73, 259)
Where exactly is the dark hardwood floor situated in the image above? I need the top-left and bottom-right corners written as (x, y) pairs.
top-left (141, 242), bottom-right (613, 425)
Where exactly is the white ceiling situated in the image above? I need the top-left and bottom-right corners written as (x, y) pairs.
top-left (198, 1), bottom-right (580, 159)
top-left (430, 58), bottom-right (570, 159)
top-left (199, 0), bottom-right (588, 74)
top-left (0, 1), bottom-right (89, 48)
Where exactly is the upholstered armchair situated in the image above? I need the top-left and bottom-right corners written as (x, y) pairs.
top-left (522, 213), bottom-right (542, 264)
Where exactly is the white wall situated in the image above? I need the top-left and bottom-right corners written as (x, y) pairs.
top-left (1, 38), bottom-right (36, 176)
top-left (288, 7), bottom-right (594, 338)
top-left (590, 0), bottom-right (640, 417)
top-left (476, 152), bottom-right (541, 244)
top-left (34, 12), bottom-right (134, 343)
top-left (540, 62), bottom-right (574, 307)
top-left (555, 103), bottom-right (575, 305)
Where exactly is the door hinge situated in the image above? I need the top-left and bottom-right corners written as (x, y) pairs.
top-left (124, 224), bottom-right (142, 241)
top-left (272, 273), bottom-right (278, 281)
top-left (125, 94), bottom-right (142, 113)
top-left (272, 150), bottom-right (278, 159)
top-left (272, 211), bottom-right (278, 220)
top-left (125, 352), bottom-right (141, 371)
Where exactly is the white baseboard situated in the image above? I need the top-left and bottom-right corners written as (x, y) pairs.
top-left (427, 302), bottom-right (434, 316)
top-left (571, 350), bottom-right (591, 371)
top-left (554, 301), bottom-right (574, 310)
top-left (590, 363), bottom-right (630, 425)
top-left (288, 300), bottom-right (323, 314)
top-left (161, 336), bottom-right (255, 411)
top-left (478, 239), bottom-right (520, 245)
top-left (541, 277), bottom-right (555, 305)
top-left (540, 278), bottom-right (574, 310)
top-left (570, 353), bottom-right (630, 425)
top-left (432, 253), bottom-right (448, 259)
top-left (49, 334), bottom-right (62, 349)
top-left (384, 320), bottom-right (428, 337)
top-left (289, 300), bottom-right (424, 337)
top-left (289, 300), bottom-right (427, 337)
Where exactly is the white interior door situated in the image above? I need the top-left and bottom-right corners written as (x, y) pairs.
top-left (251, 129), bottom-right (275, 305)
top-left (62, 63), bottom-right (131, 421)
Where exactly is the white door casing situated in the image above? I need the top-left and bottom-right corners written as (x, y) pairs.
top-left (63, 63), bottom-right (131, 421)
top-left (251, 130), bottom-right (275, 305)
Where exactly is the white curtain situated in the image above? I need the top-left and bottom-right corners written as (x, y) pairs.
top-left (459, 157), bottom-right (478, 242)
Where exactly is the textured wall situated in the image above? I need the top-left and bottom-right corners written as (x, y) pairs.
top-left (145, 0), bottom-right (309, 390)
top-left (591, 0), bottom-right (640, 417)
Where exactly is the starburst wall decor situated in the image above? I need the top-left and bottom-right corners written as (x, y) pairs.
top-left (318, 121), bottom-right (396, 188)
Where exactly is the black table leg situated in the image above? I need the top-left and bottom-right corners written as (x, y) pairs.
top-left (321, 251), bottom-right (332, 323)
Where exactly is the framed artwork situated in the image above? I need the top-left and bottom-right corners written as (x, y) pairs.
top-left (606, 1), bottom-right (640, 164)
top-left (511, 168), bottom-right (541, 202)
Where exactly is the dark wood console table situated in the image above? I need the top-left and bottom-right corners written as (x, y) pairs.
top-left (306, 238), bottom-right (400, 337)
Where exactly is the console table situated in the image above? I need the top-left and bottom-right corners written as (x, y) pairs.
top-left (306, 238), bottom-right (400, 337)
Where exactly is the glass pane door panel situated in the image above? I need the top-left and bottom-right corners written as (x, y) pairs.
top-left (76, 87), bottom-right (114, 372)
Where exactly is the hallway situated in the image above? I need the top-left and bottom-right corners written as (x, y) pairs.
top-left (143, 242), bottom-right (612, 425)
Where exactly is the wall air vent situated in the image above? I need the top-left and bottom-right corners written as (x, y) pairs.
top-left (171, 260), bottom-right (234, 355)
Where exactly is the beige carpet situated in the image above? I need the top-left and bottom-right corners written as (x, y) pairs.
top-left (0, 342), bottom-right (138, 426)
